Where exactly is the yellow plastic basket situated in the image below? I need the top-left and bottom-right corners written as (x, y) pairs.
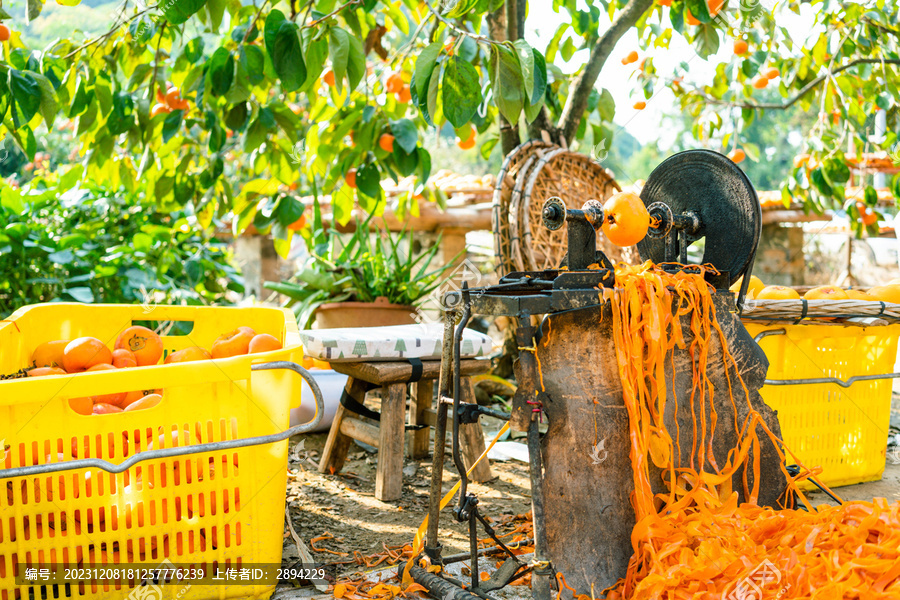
top-left (745, 322), bottom-right (900, 490)
top-left (0, 303), bottom-right (322, 600)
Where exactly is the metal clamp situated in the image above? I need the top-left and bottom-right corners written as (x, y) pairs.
top-left (0, 360), bottom-right (324, 479)
top-left (753, 329), bottom-right (900, 388)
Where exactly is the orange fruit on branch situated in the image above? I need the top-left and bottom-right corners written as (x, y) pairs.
top-left (0, 24), bottom-right (10, 42)
top-left (764, 67), bottom-right (780, 79)
top-left (856, 202), bottom-right (877, 226)
top-left (378, 133), bottom-right (395, 152)
top-left (685, 10), bottom-right (699, 25)
top-left (164, 346), bottom-right (212, 364)
top-left (457, 135), bottom-right (476, 150)
top-left (345, 168), bottom-right (358, 188)
top-left (621, 50), bottom-right (639, 65)
top-left (396, 85), bottom-right (412, 103)
top-left (752, 76), bottom-right (768, 89)
top-left (755, 285), bottom-right (800, 300)
top-left (211, 326), bottom-right (256, 358)
top-left (804, 286), bottom-right (849, 300)
top-left (733, 39), bottom-right (748, 55)
top-left (728, 148), bottom-right (746, 163)
top-left (63, 337), bottom-right (112, 373)
top-left (150, 103), bottom-right (170, 118)
top-left (385, 72), bottom-right (404, 94)
top-left (323, 70), bottom-right (335, 86)
top-left (164, 87), bottom-right (181, 106)
top-left (248, 333), bottom-right (282, 354)
top-left (601, 191), bottom-right (651, 247)
top-left (115, 326), bottom-right (163, 366)
top-left (633, 101), bottom-right (646, 110)
top-left (32, 339), bottom-right (69, 368)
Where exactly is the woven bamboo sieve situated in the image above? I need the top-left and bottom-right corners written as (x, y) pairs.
top-left (492, 140), bottom-right (552, 276)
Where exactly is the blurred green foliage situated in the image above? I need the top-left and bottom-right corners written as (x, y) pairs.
top-left (0, 168), bottom-right (243, 317)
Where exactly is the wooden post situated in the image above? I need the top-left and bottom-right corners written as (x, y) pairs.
top-left (318, 378), bottom-right (368, 475)
top-left (408, 378), bottom-right (434, 459)
top-left (376, 383), bottom-right (407, 501)
top-left (459, 378), bottom-right (493, 482)
top-left (440, 227), bottom-right (468, 270)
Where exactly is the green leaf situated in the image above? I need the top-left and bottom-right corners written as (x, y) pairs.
top-left (271, 21), bottom-right (306, 92)
top-left (529, 48), bottom-right (547, 106)
top-left (240, 45), bottom-right (266, 85)
top-left (106, 91), bottom-right (135, 136)
top-left (265, 10), bottom-right (286, 54)
top-left (8, 70), bottom-right (42, 127)
top-left (513, 41), bottom-right (536, 103)
top-left (391, 118), bottom-right (418, 153)
top-left (162, 110), bottom-right (184, 143)
top-left (207, 48), bottom-right (235, 97)
top-left (416, 147), bottom-right (431, 189)
top-left (742, 142), bottom-right (760, 162)
top-left (479, 136), bottom-right (499, 160)
top-left (685, 0), bottom-right (711, 22)
top-left (163, 0), bottom-right (206, 25)
top-left (184, 37), bottom-right (205, 63)
top-left (823, 158), bottom-right (850, 185)
top-left (0, 77), bottom-right (10, 122)
top-left (206, 0), bottom-right (226, 31)
top-left (65, 287), bottom-right (94, 303)
top-left (414, 42), bottom-right (441, 100)
top-left (864, 185), bottom-right (878, 206)
top-left (26, 0), bottom-right (43, 21)
top-left (394, 145), bottom-right (418, 177)
top-left (597, 88), bottom-right (615, 121)
top-left (27, 70), bottom-right (58, 128)
top-left (346, 33), bottom-right (365, 92)
top-left (487, 45), bottom-right (524, 126)
top-left (441, 57), bottom-right (481, 128)
top-left (356, 163), bottom-right (381, 198)
top-left (276, 195), bottom-right (306, 225)
top-left (329, 28), bottom-right (351, 94)
top-left (694, 24), bottom-right (720, 58)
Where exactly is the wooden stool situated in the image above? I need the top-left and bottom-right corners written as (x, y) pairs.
top-left (318, 359), bottom-right (493, 501)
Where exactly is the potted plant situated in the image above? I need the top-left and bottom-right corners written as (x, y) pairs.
top-left (265, 202), bottom-right (456, 329)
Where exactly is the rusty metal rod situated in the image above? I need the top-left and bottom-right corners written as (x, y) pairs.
top-left (409, 566), bottom-right (486, 600)
top-left (425, 312), bottom-right (458, 558)
top-left (527, 417), bottom-right (552, 600)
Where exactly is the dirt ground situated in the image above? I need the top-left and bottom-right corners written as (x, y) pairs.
top-left (283, 420), bottom-right (532, 573)
top-left (280, 394), bottom-right (900, 588)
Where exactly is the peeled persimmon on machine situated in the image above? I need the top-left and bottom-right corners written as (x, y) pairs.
top-left (410, 149), bottom-right (791, 599)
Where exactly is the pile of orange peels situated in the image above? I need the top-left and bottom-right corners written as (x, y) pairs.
top-left (603, 262), bottom-right (900, 599)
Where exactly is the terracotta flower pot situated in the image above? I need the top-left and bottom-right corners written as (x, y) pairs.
top-left (314, 296), bottom-right (417, 329)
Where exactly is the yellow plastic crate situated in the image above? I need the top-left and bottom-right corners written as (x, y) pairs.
top-left (745, 322), bottom-right (900, 490)
top-left (0, 304), bottom-right (319, 600)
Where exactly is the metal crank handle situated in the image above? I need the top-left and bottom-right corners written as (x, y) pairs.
top-left (0, 360), bottom-right (324, 479)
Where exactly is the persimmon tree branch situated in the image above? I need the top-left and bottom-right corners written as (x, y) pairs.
top-left (697, 58), bottom-right (900, 110)
top-left (557, 0), bottom-right (654, 144)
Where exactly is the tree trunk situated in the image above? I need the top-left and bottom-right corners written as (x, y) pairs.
top-left (557, 0), bottom-right (655, 144)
